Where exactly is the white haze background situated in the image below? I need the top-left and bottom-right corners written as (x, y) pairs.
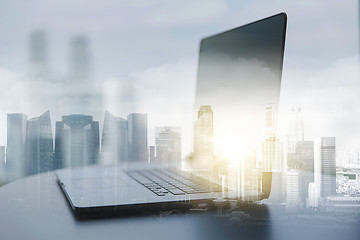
top-left (0, 0), bottom-right (358, 156)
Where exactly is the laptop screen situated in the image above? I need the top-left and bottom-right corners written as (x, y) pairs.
top-left (192, 13), bottom-right (287, 197)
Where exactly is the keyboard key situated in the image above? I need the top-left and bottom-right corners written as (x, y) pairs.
top-left (168, 189), bottom-right (185, 195)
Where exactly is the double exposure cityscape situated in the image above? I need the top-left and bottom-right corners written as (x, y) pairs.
top-left (0, 3), bottom-right (359, 238)
top-left (0, 30), bottom-right (360, 218)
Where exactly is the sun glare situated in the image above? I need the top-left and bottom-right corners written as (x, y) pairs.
top-left (215, 134), bottom-right (246, 164)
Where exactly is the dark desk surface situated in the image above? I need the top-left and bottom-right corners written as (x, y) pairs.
top-left (0, 172), bottom-right (359, 240)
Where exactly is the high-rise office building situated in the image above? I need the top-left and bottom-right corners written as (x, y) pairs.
top-left (127, 113), bottom-right (148, 162)
top-left (288, 107), bottom-right (304, 153)
top-left (155, 127), bottom-right (182, 166)
top-left (264, 104), bottom-right (277, 138)
top-left (262, 136), bottom-right (284, 172)
top-left (307, 182), bottom-right (319, 208)
top-left (101, 111), bottom-right (128, 165)
top-left (29, 30), bottom-right (48, 78)
top-left (287, 107), bottom-right (304, 169)
top-left (25, 111), bottom-right (53, 176)
top-left (54, 115), bottom-right (99, 168)
top-left (70, 35), bottom-right (91, 81)
top-left (193, 106), bottom-right (213, 170)
top-left (296, 141), bottom-right (314, 206)
top-left (6, 113), bottom-right (28, 180)
top-left (314, 137), bottom-right (336, 198)
top-left (262, 105), bottom-right (286, 203)
top-left (286, 170), bottom-right (300, 211)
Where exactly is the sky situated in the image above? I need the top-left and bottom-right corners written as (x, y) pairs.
top-left (0, 0), bottom-right (358, 155)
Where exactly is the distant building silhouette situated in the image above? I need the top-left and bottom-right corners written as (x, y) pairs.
top-left (264, 103), bottom-right (277, 138)
top-left (6, 113), bottom-right (27, 180)
top-left (55, 115), bottom-right (99, 168)
top-left (296, 141), bottom-right (314, 207)
top-left (287, 107), bottom-right (304, 169)
top-left (29, 30), bottom-right (49, 78)
top-left (154, 127), bottom-right (181, 166)
top-left (25, 111), bottom-right (53, 176)
top-left (127, 113), bottom-right (148, 162)
top-left (288, 107), bottom-right (304, 153)
top-left (286, 170), bottom-right (300, 212)
top-left (70, 35), bottom-right (91, 81)
top-left (261, 104), bottom-right (286, 204)
top-left (314, 137), bottom-right (336, 198)
top-left (262, 136), bottom-right (284, 172)
top-left (193, 105), bottom-right (213, 170)
top-left (101, 111), bottom-right (128, 165)
top-left (262, 104), bottom-right (285, 172)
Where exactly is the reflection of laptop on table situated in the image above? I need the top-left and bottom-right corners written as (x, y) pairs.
top-left (56, 13), bottom-right (287, 217)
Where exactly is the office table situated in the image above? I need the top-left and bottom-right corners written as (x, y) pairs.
top-left (0, 171), bottom-right (359, 240)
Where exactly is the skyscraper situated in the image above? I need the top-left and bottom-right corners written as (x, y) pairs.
top-left (155, 127), bottom-right (182, 166)
top-left (55, 115), bottom-right (99, 168)
top-left (262, 104), bottom-right (284, 171)
top-left (287, 107), bottom-right (304, 169)
top-left (193, 106), bottom-right (213, 170)
top-left (261, 105), bottom-right (285, 203)
top-left (314, 137), bottom-right (336, 198)
top-left (286, 170), bottom-right (300, 212)
top-left (25, 111), bottom-right (53, 176)
top-left (262, 136), bottom-right (284, 172)
top-left (288, 107), bottom-right (304, 153)
top-left (296, 141), bottom-right (314, 206)
top-left (6, 113), bottom-right (27, 180)
top-left (264, 103), bottom-right (277, 138)
top-left (101, 111), bottom-right (128, 165)
top-left (70, 35), bottom-right (91, 81)
top-left (127, 113), bottom-right (148, 162)
top-left (29, 30), bottom-right (48, 78)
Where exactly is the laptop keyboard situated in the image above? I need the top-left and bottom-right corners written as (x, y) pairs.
top-left (125, 169), bottom-right (224, 196)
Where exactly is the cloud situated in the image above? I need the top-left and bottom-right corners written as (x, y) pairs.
top-left (279, 54), bottom-right (360, 151)
top-left (130, 57), bottom-right (197, 154)
top-left (0, 67), bottom-right (107, 145)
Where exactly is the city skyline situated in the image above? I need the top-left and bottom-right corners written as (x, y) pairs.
top-left (0, 103), bottom-right (359, 215)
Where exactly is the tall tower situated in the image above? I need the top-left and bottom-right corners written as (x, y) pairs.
top-left (29, 30), bottom-right (48, 79)
top-left (70, 35), bottom-right (91, 81)
top-left (101, 111), bottom-right (128, 165)
top-left (54, 115), bottom-right (99, 168)
top-left (25, 111), bottom-right (53, 176)
top-left (155, 127), bottom-right (182, 167)
top-left (6, 113), bottom-right (28, 180)
top-left (262, 105), bottom-right (285, 203)
top-left (193, 105), bottom-right (213, 170)
top-left (262, 104), bottom-right (283, 171)
top-left (287, 107), bottom-right (304, 169)
top-left (314, 137), bottom-right (336, 198)
top-left (127, 113), bottom-right (148, 162)
top-left (262, 137), bottom-right (284, 172)
top-left (286, 170), bottom-right (300, 212)
top-left (296, 141), bottom-right (314, 206)
top-left (288, 107), bottom-right (304, 153)
top-left (264, 103), bottom-right (277, 138)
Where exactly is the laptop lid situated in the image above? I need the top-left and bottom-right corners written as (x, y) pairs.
top-left (192, 13), bottom-right (287, 197)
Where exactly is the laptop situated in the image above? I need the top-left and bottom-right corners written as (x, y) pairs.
top-left (56, 12), bottom-right (287, 217)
